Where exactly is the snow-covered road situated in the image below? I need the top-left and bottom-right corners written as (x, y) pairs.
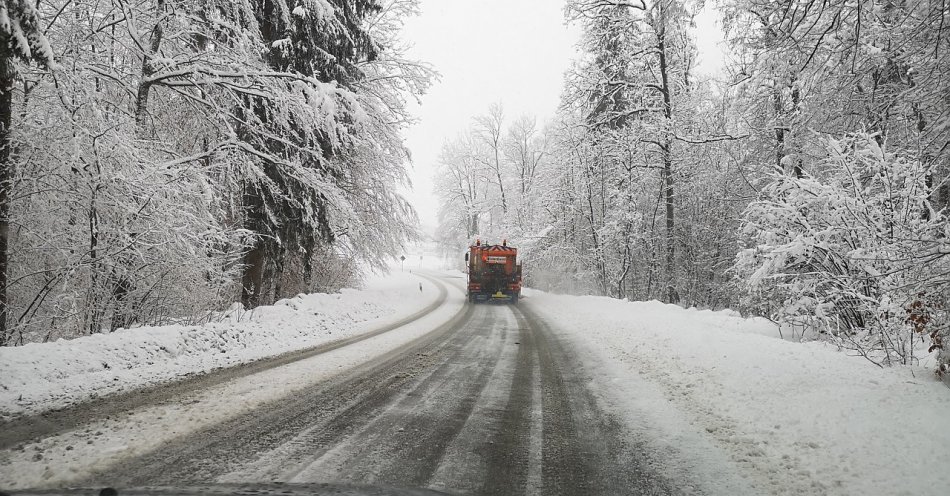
top-left (2, 271), bottom-right (948, 495)
top-left (0, 271), bottom-right (446, 421)
top-left (4, 275), bottom-right (675, 494)
top-left (0, 272), bottom-right (462, 489)
top-left (525, 291), bottom-right (950, 496)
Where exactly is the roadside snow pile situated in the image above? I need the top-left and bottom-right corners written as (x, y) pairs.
top-left (526, 291), bottom-right (950, 496)
top-left (0, 271), bottom-right (439, 420)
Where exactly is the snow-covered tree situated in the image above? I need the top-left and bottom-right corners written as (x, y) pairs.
top-left (723, 0), bottom-right (950, 375)
top-left (736, 133), bottom-right (949, 369)
top-left (0, 0), bottom-right (53, 344)
top-left (0, 0), bottom-right (431, 344)
top-left (530, 0), bottom-right (742, 302)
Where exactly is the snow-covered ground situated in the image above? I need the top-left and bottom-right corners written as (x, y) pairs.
top-left (1, 272), bottom-right (469, 489)
top-left (5, 267), bottom-right (948, 494)
top-left (0, 270), bottom-right (442, 420)
top-left (524, 289), bottom-right (950, 496)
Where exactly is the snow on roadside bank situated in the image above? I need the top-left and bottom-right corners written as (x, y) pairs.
top-left (0, 271), bottom-right (439, 420)
top-left (524, 290), bottom-right (950, 496)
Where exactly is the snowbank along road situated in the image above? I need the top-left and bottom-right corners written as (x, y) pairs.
top-left (0, 276), bottom-right (448, 451)
top-left (0, 273), bottom-right (673, 495)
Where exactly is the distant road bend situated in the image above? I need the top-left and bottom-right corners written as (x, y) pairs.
top-left (10, 272), bottom-right (673, 495)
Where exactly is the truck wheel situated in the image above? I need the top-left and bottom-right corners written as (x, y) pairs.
top-left (511, 295), bottom-right (519, 305)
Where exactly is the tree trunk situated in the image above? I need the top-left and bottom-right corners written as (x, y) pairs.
top-left (272, 244), bottom-right (286, 302)
top-left (773, 84), bottom-right (786, 171)
top-left (583, 157), bottom-right (608, 296)
top-left (656, 12), bottom-right (679, 304)
top-left (110, 273), bottom-right (132, 331)
top-left (134, 0), bottom-right (166, 131)
top-left (240, 184), bottom-right (267, 308)
top-left (240, 243), bottom-right (266, 308)
top-left (661, 148), bottom-right (677, 304)
top-left (0, 53), bottom-right (13, 344)
top-left (86, 188), bottom-right (103, 334)
top-left (494, 147), bottom-right (508, 215)
top-left (469, 212), bottom-right (479, 239)
top-left (302, 234), bottom-right (315, 291)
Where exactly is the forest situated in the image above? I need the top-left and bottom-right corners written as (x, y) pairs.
top-left (0, 0), bottom-right (433, 345)
top-left (0, 0), bottom-right (946, 375)
top-left (435, 0), bottom-right (950, 371)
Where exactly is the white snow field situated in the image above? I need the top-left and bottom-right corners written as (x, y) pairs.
top-left (0, 271), bottom-right (442, 420)
top-left (524, 289), bottom-right (950, 496)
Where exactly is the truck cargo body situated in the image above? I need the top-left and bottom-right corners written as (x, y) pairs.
top-left (466, 241), bottom-right (521, 303)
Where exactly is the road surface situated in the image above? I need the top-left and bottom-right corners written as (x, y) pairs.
top-left (5, 276), bottom-right (673, 495)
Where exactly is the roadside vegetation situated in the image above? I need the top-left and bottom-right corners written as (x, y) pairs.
top-left (435, 0), bottom-right (949, 373)
top-left (0, 0), bottom-right (433, 345)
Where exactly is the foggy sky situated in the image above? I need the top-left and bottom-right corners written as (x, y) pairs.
top-left (400, 1), bottom-right (727, 235)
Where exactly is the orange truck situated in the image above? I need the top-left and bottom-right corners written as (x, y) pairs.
top-left (465, 239), bottom-right (522, 303)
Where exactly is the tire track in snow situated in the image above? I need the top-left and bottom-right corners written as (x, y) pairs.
top-left (419, 304), bottom-right (534, 494)
top-left (0, 274), bottom-right (448, 451)
top-left (284, 306), bottom-right (510, 486)
top-left (75, 291), bottom-right (474, 486)
top-left (62, 289), bottom-right (675, 496)
top-left (516, 302), bottom-right (674, 496)
top-left (475, 306), bottom-right (537, 495)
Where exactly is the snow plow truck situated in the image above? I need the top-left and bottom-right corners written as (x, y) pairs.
top-left (465, 239), bottom-right (522, 303)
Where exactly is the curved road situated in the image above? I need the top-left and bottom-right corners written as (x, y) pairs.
top-left (11, 275), bottom-right (673, 495)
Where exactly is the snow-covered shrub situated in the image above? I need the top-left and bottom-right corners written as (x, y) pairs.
top-left (7, 79), bottom-right (246, 343)
top-left (0, 0), bottom-right (430, 345)
top-left (735, 133), bottom-right (949, 371)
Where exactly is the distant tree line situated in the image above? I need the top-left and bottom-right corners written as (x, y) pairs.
top-left (436, 0), bottom-right (949, 373)
top-left (0, 0), bottom-right (433, 345)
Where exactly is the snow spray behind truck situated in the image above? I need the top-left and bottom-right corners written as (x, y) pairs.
top-left (465, 239), bottom-right (522, 303)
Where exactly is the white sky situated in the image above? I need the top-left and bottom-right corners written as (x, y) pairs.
top-left (400, 1), bottom-right (727, 234)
